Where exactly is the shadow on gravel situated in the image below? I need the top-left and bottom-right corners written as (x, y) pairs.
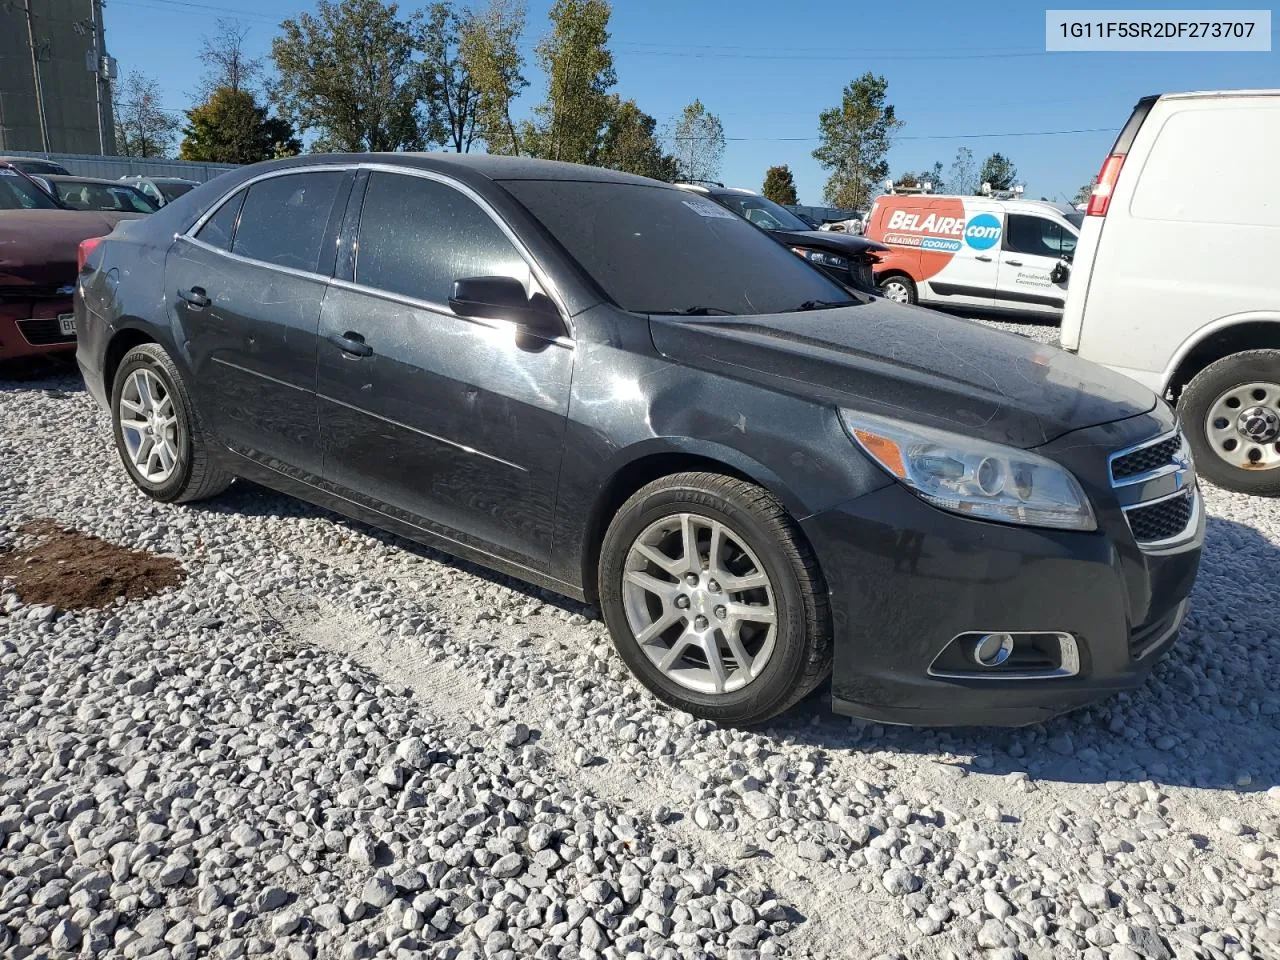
top-left (195, 473), bottom-right (1280, 794)
top-left (0, 355), bottom-right (81, 384)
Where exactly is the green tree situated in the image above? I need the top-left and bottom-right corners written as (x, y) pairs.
top-left (420, 2), bottom-right (479, 152)
top-left (112, 71), bottom-right (180, 158)
top-left (1072, 180), bottom-right (1094, 206)
top-left (271, 0), bottom-right (425, 153)
top-left (948, 146), bottom-right (977, 196)
top-left (181, 87), bottom-right (301, 163)
top-left (978, 152), bottom-right (1019, 192)
top-left (761, 164), bottom-right (798, 205)
top-left (524, 0), bottom-right (616, 163)
top-left (458, 0), bottom-right (527, 155)
top-left (672, 99), bottom-right (725, 182)
top-left (812, 72), bottom-right (901, 208)
top-left (598, 98), bottom-right (677, 180)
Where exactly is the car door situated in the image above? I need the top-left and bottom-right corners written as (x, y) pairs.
top-left (167, 168), bottom-right (352, 479)
top-left (918, 205), bottom-right (1000, 310)
top-left (315, 168), bottom-right (573, 569)
top-left (994, 213), bottom-right (1075, 315)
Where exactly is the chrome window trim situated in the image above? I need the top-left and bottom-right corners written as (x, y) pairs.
top-left (183, 164), bottom-right (356, 238)
top-left (178, 234), bottom-right (335, 285)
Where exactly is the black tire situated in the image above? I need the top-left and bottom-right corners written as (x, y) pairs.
top-left (1179, 349), bottom-right (1280, 496)
top-left (878, 273), bottom-right (917, 305)
top-left (110, 343), bottom-right (233, 503)
top-left (598, 472), bottom-right (831, 725)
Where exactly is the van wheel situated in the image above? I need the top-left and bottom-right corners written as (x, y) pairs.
top-left (598, 472), bottom-right (831, 725)
top-left (1180, 350), bottom-right (1280, 495)
top-left (878, 274), bottom-right (917, 305)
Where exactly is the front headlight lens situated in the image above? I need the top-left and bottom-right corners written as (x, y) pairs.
top-left (790, 246), bottom-right (848, 269)
top-left (841, 410), bottom-right (1096, 531)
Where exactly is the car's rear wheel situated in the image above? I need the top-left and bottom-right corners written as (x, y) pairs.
top-left (599, 472), bottom-right (831, 724)
top-left (1180, 350), bottom-right (1280, 495)
top-left (878, 274), bottom-right (917, 304)
top-left (110, 343), bottom-right (233, 503)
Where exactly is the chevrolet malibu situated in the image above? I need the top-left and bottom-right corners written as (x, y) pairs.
top-left (76, 155), bottom-right (1203, 726)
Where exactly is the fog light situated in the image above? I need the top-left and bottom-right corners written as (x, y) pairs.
top-left (973, 632), bottom-right (1014, 667)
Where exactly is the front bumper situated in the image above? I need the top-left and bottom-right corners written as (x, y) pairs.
top-left (803, 413), bottom-right (1203, 727)
top-left (0, 298), bottom-right (76, 362)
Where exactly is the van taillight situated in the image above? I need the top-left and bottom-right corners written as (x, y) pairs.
top-left (78, 235), bottom-right (103, 273)
top-left (1086, 153), bottom-right (1126, 217)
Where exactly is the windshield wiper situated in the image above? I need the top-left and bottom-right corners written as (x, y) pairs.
top-left (644, 306), bottom-right (738, 316)
top-left (788, 299), bottom-right (862, 312)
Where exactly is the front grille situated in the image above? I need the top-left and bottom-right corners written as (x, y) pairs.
top-left (1126, 491), bottom-right (1193, 543)
top-left (16, 318), bottom-right (74, 346)
top-left (1111, 435), bottom-right (1180, 481)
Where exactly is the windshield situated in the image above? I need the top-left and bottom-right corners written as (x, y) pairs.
top-left (0, 169), bottom-right (60, 210)
top-left (502, 180), bottom-right (850, 316)
top-left (157, 181), bottom-right (195, 202)
top-left (712, 192), bottom-right (813, 232)
top-left (55, 181), bottom-right (157, 213)
top-left (1065, 211), bottom-right (1085, 230)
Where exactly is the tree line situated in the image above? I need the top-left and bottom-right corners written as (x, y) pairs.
top-left (109, 0), bottom-right (1064, 206)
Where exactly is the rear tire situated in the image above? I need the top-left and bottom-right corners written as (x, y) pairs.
top-left (1180, 349), bottom-right (1280, 496)
top-left (878, 274), bottom-right (917, 305)
top-left (598, 472), bottom-right (831, 725)
top-left (110, 343), bottom-right (233, 503)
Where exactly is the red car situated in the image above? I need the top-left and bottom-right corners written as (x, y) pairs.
top-left (0, 163), bottom-right (143, 363)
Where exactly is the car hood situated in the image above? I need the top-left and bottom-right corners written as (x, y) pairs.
top-left (772, 229), bottom-right (888, 256)
top-left (0, 210), bottom-right (137, 289)
top-left (648, 298), bottom-right (1157, 450)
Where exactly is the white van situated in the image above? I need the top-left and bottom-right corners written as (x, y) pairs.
top-left (1061, 90), bottom-right (1280, 495)
top-left (864, 193), bottom-right (1080, 318)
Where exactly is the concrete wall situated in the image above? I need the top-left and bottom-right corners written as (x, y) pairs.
top-left (1, 0), bottom-right (115, 154)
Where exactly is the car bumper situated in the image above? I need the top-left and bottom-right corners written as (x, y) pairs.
top-left (0, 298), bottom-right (77, 362)
top-left (73, 293), bottom-right (111, 410)
top-left (803, 448), bottom-right (1203, 727)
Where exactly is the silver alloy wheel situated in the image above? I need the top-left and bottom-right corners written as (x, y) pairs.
top-left (621, 512), bottom-right (777, 695)
top-left (881, 279), bottom-right (910, 303)
top-left (118, 368), bottom-right (181, 483)
top-left (1204, 380), bottom-right (1280, 471)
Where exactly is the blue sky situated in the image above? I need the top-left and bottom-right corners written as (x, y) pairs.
top-left (103, 0), bottom-right (1277, 204)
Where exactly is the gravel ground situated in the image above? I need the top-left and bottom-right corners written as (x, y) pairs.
top-left (2, 320), bottom-right (1279, 960)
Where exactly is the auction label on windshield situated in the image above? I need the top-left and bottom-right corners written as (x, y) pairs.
top-left (682, 198), bottom-right (739, 220)
top-left (1046, 10), bottom-right (1271, 49)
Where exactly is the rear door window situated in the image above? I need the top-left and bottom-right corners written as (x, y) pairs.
top-left (232, 172), bottom-right (344, 273)
top-left (354, 171), bottom-right (529, 305)
top-left (196, 191), bottom-right (247, 251)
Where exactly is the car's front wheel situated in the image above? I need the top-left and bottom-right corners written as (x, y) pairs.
top-left (599, 472), bottom-right (831, 724)
top-left (110, 343), bottom-right (233, 503)
top-left (878, 274), bottom-right (917, 304)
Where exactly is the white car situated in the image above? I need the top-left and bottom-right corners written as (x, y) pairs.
top-left (1061, 89), bottom-right (1280, 495)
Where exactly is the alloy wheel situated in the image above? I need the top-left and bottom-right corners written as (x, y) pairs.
top-left (118, 368), bottom-right (182, 483)
top-left (621, 512), bottom-right (777, 695)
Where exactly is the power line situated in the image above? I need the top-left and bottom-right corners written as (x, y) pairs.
top-left (670, 127), bottom-right (1118, 143)
top-left (109, 0), bottom-right (280, 23)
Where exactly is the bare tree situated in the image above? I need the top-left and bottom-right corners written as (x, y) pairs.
top-left (197, 19), bottom-right (265, 97)
top-left (112, 71), bottom-right (180, 158)
top-left (671, 99), bottom-right (724, 182)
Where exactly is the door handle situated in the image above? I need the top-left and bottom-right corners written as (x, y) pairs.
top-left (1005, 260), bottom-right (1023, 267)
top-left (975, 255), bottom-right (992, 262)
top-left (330, 331), bottom-right (373, 358)
top-left (178, 286), bottom-right (210, 309)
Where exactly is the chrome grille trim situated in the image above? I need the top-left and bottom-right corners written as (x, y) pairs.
top-left (1109, 427), bottom-right (1198, 550)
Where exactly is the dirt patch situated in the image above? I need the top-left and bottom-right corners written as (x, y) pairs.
top-left (0, 520), bottom-right (184, 610)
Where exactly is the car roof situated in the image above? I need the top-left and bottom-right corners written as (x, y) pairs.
top-left (673, 182), bottom-right (757, 198)
top-left (45, 174), bottom-right (147, 187)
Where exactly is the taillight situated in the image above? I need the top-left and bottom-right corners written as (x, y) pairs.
top-left (1086, 153), bottom-right (1126, 217)
top-left (78, 235), bottom-right (104, 273)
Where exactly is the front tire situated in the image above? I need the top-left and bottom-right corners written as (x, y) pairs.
top-left (598, 472), bottom-right (831, 724)
top-left (878, 274), bottom-right (917, 305)
top-left (110, 343), bottom-right (233, 503)
top-left (1180, 350), bottom-right (1280, 496)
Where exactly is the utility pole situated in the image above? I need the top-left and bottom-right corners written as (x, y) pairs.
top-left (24, 0), bottom-right (52, 152)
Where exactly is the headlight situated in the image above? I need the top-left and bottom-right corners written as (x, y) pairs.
top-left (841, 410), bottom-right (1096, 531)
top-left (790, 246), bottom-right (848, 269)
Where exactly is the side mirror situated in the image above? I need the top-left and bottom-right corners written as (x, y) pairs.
top-left (449, 276), bottom-right (564, 340)
top-left (1050, 260), bottom-right (1071, 285)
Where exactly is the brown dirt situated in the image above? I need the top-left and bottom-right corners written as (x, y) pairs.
top-left (0, 520), bottom-right (184, 611)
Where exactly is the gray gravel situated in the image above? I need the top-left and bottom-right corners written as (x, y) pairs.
top-left (2, 324), bottom-right (1280, 959)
